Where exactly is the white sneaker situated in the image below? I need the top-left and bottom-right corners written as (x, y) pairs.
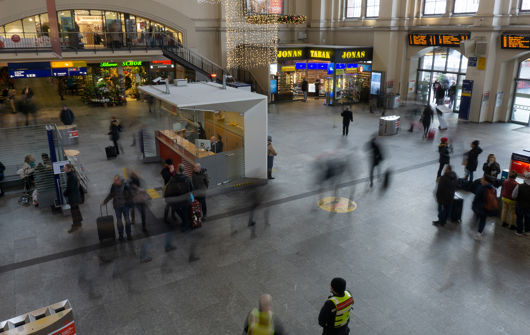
top-left (474, 232), bottom-right (483, 241)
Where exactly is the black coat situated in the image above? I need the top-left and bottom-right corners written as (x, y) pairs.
top-left (104, 182), bottom-right (133, 208)
top-left (318, 293), bottom-right (352, 335)
top-left (341, 110), bottom-right (353, 124)
top-left (192, 169), bottom-right (209, 198)
top-left (465, 146), bottom-right (482, 172)
top-left (483, 161), bottom-right (501, 182)
top-left (60, 108), bottom-right (75, 125)
top-left (64, 171), bottom-right (81, 206)
top-left (301, 80), bottom-right (308, 92)
top-left (438, 144), bottom-right (450, 164)
top-left (109, 120), bottom-right (122, 141)
top-left (164, 174), bottom-right (193, 205)
top-left (211, 141), bottom-right (223, 153)
top-left (436, 171), bottom-right (457, 205)
top-left (160, 167), bottom-right (174, 185)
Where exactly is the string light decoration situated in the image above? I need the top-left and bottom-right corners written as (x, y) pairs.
top-left (246, 14), bottom-right (307, 25)
top-left (224, 0), bottom-right (278, 70)
top-left (196, 0), bottom-right (222, 3)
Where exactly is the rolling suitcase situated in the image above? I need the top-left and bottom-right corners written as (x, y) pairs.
top-left (105, 146), bottom-right (117, 160)
top-left (451, 192), bottom-right (464, 223)
top-left (189, 200), bottom-right (203, 229)
top-left (97, 205), bottom-right (116, 242)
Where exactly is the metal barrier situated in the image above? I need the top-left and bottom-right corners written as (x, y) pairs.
top-left (0, 300), bottom-right (75, 334)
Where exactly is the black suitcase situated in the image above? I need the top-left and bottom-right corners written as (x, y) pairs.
top-left (451, 193), bottom-right (464, 223)
top-left (97, 205), bottom-right (116, 243)
top-left (105, 146), bottom-right (117, 160)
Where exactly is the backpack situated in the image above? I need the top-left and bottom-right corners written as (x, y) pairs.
top-left (484, 187), bottom-right (499, 212)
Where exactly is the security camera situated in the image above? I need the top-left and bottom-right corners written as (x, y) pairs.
top-left (153, 77), bottom-right (162, 83)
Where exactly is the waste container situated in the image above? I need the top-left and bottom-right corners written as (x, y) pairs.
top-left (379, 115), bottom-right (400, 136)
top-left (385, 94), bottom-right (400, 109)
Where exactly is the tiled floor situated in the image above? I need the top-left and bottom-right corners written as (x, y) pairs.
top-left (0, 97), bottom-right (529, 334)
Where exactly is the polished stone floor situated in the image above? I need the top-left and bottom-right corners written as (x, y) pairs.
top-left (0, 96), bottom-right (529, 334)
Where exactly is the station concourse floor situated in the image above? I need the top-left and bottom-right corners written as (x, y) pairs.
top-left (1, 98), bottom-right (530, 334)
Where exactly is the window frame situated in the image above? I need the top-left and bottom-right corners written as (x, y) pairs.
top-left (365, 0), bottom-right (380, 18)
top-left (520, 0), bottom-right (530, 12)
top-left (423, 0), bottom-right (447, 16)
top-left (453, 0), bottom-right (479, 15)
top-left (345, 0), bottom-right (363, 19)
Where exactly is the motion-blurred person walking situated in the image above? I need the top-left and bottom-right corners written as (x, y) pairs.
top-left (340, 107), bottom-right (353, 136)
top-left (60, 105), bottom-right (75, 125)
top-left (267, 136), bottom-right (278, 180)
top-left (421, 105), bottom-right (433, 138)
top-left (367, 136), bottom-right (383, 188)
top-left (433, 165), bottom-right (457, 227)
top-left (64, 164), bottom-right (83, 233)
top-left (129, 170), bottom-right (148, 233)
top-left (192, 163), bottom-right (209, 219)
top-left (22, 84), bottom-right (33, 102)
top-left (163, 164), bottom-right (193, 231)
top-left (319, 277), bottom-right (354, 335)
top-left (102, 175), bottom-right (134, 241)
top-left (472, 177), bottom-right (499, 241)
top-left (243, 294), bottom-right (285, 335)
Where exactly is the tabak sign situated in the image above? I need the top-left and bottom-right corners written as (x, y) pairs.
top-left (246, 0), bottom-right (283, 15)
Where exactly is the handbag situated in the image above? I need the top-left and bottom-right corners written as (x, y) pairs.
top-left (132, 186), bottom-right (149, 203)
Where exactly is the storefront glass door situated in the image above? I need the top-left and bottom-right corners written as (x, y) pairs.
top-left (511, 58), bottom-right (530, 125)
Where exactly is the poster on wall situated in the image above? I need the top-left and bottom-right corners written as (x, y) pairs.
top-left (459, 79), bottom-right (473, 121)
top-left (370, 72), bottom-right (382, 95)
top-left (246, 0), bottom-right (283, 14)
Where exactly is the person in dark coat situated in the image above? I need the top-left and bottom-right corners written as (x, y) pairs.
top-left (129, 170), bottom-right (147, 233)
top-left (0, 161), bottom-right (5, 196)
top-left (318, 277), bottom-right (354, 335)
top-left (63, 164), bottom-right (83, 233)
top-left (437, 137), bottom-right (451, 180)
top-left (108, 116), bottom-right (122, 155)
top-left (472, 177), bottom-right (497, 241)
top-left (60, 105), bottom-right (75, 125)
top-left (146, 94), bottom-right (154, 113)
top-left (433, 165), bottom-right (457, 227)
top-left (482, 154), bottom-right (501, 185)
top-left (160, 158), bottom-right (175, 185)
top-left (192, 163), bottom-right (209, 219)
top-left (341, 108), bottom-right (353, 136)
top-left (421, 105), bottom-right (434, 138)
top-left (102, 175), bottom-right (133, 241)
top-left (512, 172), bottom-right (530, 236)
top-left (464, 140), bottom-right (482, 182)
top-left (210, 136), bottom-right (223, 153)
top-left (368, 136), bottom-right (383, 188)
top-left (301, 78), bottom-right (308, 102)
top-left (435, 84), bottom-right (446, 105)
top-left (163, 164), bottom-right (193, 232)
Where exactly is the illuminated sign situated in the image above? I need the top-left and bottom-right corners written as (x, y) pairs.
top-left (51, 61), bottom-right (87, 68)
top-left (52, 67), bottom-right (87, 77)
top-left (122, 60), bottom-right (143, 66)
top-left (340, 50), bottom-right (366, 60)
top-left (277, 49), bottom-right (304, 59)
top-left (100, 62), bottom-right (118, 67)
top-left (8, 62), bottom-right (52, 78)
top-left (309, 49), bottom-right (332, 60)
top-left (152, 60), bottom-right (172, 65)
top-left (408, 33), bottom-right (470, 47)
top-left (281, 66), bottom-right (296, 72)
top-left (501, 34), bottom-right (530, 49)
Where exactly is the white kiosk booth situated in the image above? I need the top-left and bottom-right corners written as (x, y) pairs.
top-left (139, 82), bottom-right (268, 184)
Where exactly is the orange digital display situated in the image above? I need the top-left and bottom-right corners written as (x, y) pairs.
top-left (501, 35), bottom-right (530, 49)
top-left (409, 33), bottom-right (470, 47)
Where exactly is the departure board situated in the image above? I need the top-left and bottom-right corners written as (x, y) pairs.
top-left (408, 33), bottom-right (470, 47)
top-left (501, 34), bottom-right (530, 49)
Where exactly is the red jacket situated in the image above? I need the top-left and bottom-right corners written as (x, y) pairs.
top-left (501, 179), bottom-right (518, 200)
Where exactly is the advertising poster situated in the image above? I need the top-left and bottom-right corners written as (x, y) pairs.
top-left (370, 72), bottom-right (382, 95)
top-left (459, 79), bottom-right (473, 120)
top-left (247, 0), bottom-right (283, 14)
top-left (270, 79), bottom-right (277, 94)
top-left (269, 0), bottom-right (283, 14)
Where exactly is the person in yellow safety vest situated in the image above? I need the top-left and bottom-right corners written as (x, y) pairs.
top-left (318, 277), bottom-right (354, 335)
top-left (243, 294), bottom-right (285, 335)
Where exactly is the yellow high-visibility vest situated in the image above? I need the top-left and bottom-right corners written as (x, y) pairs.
top-left (247, 308), bottom-right (274, 335)
top-left (328, 291), bottom-right (354, 328)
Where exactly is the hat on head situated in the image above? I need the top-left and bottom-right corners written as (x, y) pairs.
top-left (331, 277), bottom-right (346, 295)
top-left (268, 135), bottom-right (272, 142)
top-left (440, 137), bottom-right (448, 143)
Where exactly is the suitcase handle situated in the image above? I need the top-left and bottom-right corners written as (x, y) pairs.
top-left (100, 203), bottom-right (109, 216)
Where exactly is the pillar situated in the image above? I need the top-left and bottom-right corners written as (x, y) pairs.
top-left (46, 0), bottom-right (61, 56)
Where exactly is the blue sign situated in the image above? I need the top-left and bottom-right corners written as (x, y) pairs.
top-left (307, 63), bottom-right (328, 70)
top-left (359, 64), bottom-right (371, 72)
top-left (327, 63), bottom-right (335, 75)
top-left (468, 57), bottom-right (477, 67)
top-left (459, 79), bottom-right (473, 121)
top-left (52, 67), bottom-right (88, 77)
top-left (8, 62), bottom-right (51, 70)
top-left (270, 79), bottom-right (278, 94)
top-left (9, 69), bottom-right (52, 78)
top-left (295, 63), bottom-right (306, 70)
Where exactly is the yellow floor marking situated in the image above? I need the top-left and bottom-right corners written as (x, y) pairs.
top-left (122, 167), bottom-right (128, 180)
top-left (146, 188), bottom-right (161, 199)
top-left (318, 197), bottom-right (357, 213)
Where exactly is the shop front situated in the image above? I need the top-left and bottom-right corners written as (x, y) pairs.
top-left (272, 46), bottom-right (373, 105)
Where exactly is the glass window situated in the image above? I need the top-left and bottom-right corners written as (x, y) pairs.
top-left (22, 16), bottom-right (37, 35)
top-left (366, 0), bottom-right (380, 17)
top-left (446, 49), bottom-right (461, 72)
top-left (522, 0), bottom-right (530, 11)
top-left (511, 83), bottom-right (530, 123)
top-left (424, 0), bottom-right (447, 15)
top-left (520, 58), bottom-right (530, 79)
top-left (58, 10), bottom-right (74, 32)
top-left (39, 13), bottom-right (50, 35)
top-left (90, 10), bottom-right (103, 16)
top-left (4, 20), bottom-right (23, 34)
top-left (420, 52), bottom-right (434, 70)
top-left (433, 49), bottom-right (447, 71)
top-left (346, 0), bottom-right (362, 18)
top-left (454, 0), bottom-right (479, 13)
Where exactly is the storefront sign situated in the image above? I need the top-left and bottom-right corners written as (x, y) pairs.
top-left (11, 35), bottom-right (20, 43)
top-left (281, 65), bottom-right (296, 72)
top-left (150, 60), bottom-right (174, 69)
top-left (8, 62), bottom-right (52, 78)
top-left (152, 60), bottom-right (172, 65)
top-left (277, 48), bottom-right (305, 60)
top-left (51, 61), bottom-right (87, 68)
top-left (337, 48), bottom-right (373, 61)
top-left (122, 60), bottom-right (143, 66)
top-left (100, 62), bottom-right (118, 67)
top-left (501, 34), bottom-right (530, 49)
top-left (307, 63), bottom-right (328, 70)
top-left (459, 79), bottom-right (473, 120)
top-left (345, 68), bottom-right (357, 74)
top-left (52, 67), bottom-right (87, 77)
top-left (309, 49), bottom-right (333, 60)
top-left (408, 33), bottom-right (470, 47)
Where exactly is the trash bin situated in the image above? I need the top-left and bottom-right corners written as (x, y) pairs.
top-left (379, 115), bottom-right (400, 136)
top-left (385, 94), bottom-right (401, 109)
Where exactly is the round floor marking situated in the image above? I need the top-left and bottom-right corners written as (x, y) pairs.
top-left (318, 197), bottom-right (357, 213)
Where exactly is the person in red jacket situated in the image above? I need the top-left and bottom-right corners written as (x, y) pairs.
top-left (500, 171), bottom-right (518, 230)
